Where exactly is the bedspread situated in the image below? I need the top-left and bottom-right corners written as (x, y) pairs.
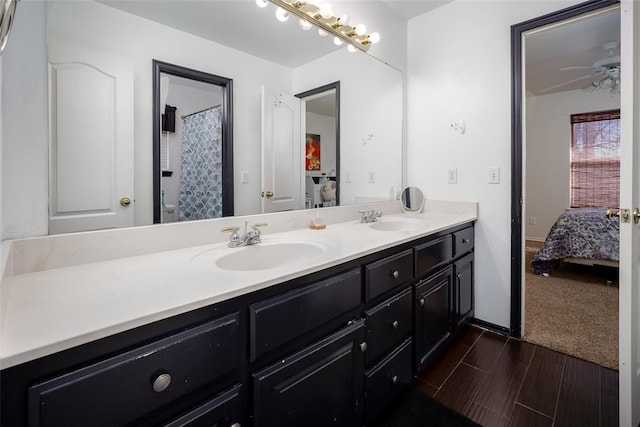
top-left (531, 207), bottom-right (619, 275)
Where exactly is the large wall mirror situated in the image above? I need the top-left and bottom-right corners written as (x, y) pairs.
top-left (40, 0), bottom-right (403, 233)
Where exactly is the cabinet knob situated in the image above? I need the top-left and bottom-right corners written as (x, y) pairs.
top-left (231, 424), bottom-right (241, 427)
top-left (152, 373), bottom-right (172, 393)
top-left (462, 238), bottom-right (470, 244)
top-left (391, 270), bottom-right (399, 279)
top-left (392, 375), bottom-right (399, 384)
top-left (391, 320), bottom-right (399, 330)
top-left (359, 342), bottom-right (368, 353)
top-left (419, 298), bottom-right (425, 306)
top-left (457, 273), bottom-right (461, 279)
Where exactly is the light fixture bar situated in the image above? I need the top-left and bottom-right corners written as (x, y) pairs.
top-left (268, 0), bottom-right (371, 52)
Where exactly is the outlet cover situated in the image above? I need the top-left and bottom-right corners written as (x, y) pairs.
top-left (447, 168), bottom-right (457, 184)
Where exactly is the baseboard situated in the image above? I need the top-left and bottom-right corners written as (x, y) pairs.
top-left (470, 318), bottom-right (512, 337)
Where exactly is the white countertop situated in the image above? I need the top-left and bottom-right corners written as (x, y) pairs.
top-left (0, 203), bottom-right (476, 369)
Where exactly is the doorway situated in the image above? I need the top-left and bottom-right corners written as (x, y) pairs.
top-left (296, 82), bottom-right (340, 209)
top-left (152, 60), bottom-right (234, 223)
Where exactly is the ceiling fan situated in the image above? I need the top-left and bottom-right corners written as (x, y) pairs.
top-left (540, 41), bottom-right (620, 94)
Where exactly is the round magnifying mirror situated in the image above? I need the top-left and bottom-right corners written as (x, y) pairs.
top-left (400, 187), bottom-right (424, 213)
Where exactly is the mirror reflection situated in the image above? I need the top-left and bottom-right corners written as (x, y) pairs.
top-left (43, 0), bottom-right (402, 232)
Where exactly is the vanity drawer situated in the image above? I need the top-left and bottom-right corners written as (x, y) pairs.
top-left (162, 383), bottom-right (243, 427)
top-left (365, 249), bottom-right (413, 301)
top-left (28, 313), bottom-right (240, 427)
top-left (364, 338), bottom-right (413, 424)
top-left (364, 287), bottom-right (413, 365)
top-left (454, 227), bottom-right (474, 258)
top-left (250, 268), bottom-right (361, 361)
top-left (415, 235), bottom-right (453, 278)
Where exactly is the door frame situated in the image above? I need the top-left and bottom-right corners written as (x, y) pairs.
top-left (509, 0), bottom-right (620, 337)
top-left (152, 60), bottom-right (234, 223)
top-left (296, 81), bottom-right (341, 206)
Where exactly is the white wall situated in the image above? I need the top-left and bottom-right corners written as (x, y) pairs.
top-left (294, 48), bottom-right (403, 205)
top-left (162, 81), bottom-right (223, 217)
top-left (525, 88), bottom-right (620, 241)
top-left (406, 0), bottom-right (583, 328)
top-left (1, 0), bottom-right (48, 239)
top-left (306, 112), bottom-right (336, 177)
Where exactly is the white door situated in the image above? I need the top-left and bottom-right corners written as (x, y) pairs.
top-left (48, 40), bottom-right (134, 234)
top-left (260, 86), bottom-right (304, 213)
top-left (619, 1), bottom-right (640, 426)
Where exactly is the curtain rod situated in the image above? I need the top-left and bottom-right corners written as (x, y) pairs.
top-left (180, 104), bottom-right (221, 120)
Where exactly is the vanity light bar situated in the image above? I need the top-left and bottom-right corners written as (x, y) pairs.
top-left (267, 0), bottom-right (374, 52)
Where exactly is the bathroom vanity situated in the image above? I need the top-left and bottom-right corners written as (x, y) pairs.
top-left (0, 201), bottom-right (476, 426)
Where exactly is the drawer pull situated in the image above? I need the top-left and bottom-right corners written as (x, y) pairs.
top-left (462, 238), bottom-right (470, 244)
top-left (392, 375), bottom-right (399, 384)
top-left (419, 298), bottom-right (425, 306)
top-left (391, 270), bottom-right (400, 279)
top-left (359, 342), bottom-right (368, 353)
top-left (391, 320), bottom-right (399, 330)
top-left (152, 373), bottom-right (172, 393)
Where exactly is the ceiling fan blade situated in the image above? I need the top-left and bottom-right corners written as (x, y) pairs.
top-left (560, 66), bottom-right (606, 71)
top-left (539, 74), bottom-right (595, 93)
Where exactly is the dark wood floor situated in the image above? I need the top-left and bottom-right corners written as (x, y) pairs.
top-left (412, 325), bottom-right (619, 427)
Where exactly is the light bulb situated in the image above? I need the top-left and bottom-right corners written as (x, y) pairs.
top-left (255, 0), bottom-right (269, 8)
top-left (318, 28), bottom-right (328, 37)
top-left (299, 19), bottom-right (312, 30)
top-left (368, 32), bottom-right (380, 44)
top-left (275, 7), bottom-right (289, 22)
top-left (319, 3), bottom-right (333, 19)
top-left (347, 44), bottom-right (357, 53)
top-left (337, 14), bottom-right (350, 26)
top-left (354, 23), bottom-right (366, 36)
top-left (333, 36), bottom-right (343, 46)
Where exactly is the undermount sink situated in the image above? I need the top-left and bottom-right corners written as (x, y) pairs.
top-left (191, 239), bottom-right (329, 271)
top-left (368, 218), bottom-right (426, 232)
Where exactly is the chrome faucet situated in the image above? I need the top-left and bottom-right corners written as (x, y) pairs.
top-left (222, 222), bottom-right (268, 247)
top-left (359, 209), bottom-right (383, 223)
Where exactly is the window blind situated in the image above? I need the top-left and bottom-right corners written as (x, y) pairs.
top-left (570, 109), bottom-right (620, 208)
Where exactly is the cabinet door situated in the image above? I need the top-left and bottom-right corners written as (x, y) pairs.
top-left (162, 384), bottom-right (243, 427)
top-left (454, 253), bottom-right (474, 328)
top-left (252, 320), bottom-right (365, 427)
top-left (414, 267), bottom-right (452, 371)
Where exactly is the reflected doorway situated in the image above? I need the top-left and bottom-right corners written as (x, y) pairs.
top-left (152, 60), bottom-right (234, 223)
top-left (296, 81), bottom-right (340, 209)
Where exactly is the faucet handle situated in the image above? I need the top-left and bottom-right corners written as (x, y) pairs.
top-left (250, 223), bottom-right (268, 234)
top-left (221, 226), bottom-right (241, 244)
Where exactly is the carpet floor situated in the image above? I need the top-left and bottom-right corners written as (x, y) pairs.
top-left (524, 241), bottom-right (619, 370)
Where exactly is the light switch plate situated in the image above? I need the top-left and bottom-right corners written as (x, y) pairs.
top-left (241, 171), bottom-right (249, 184)
top-left (488, 167), bottom-right (500, 184)
top-left (447, 168), bottom-right (457, 184)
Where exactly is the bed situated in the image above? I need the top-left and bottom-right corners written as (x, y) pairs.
top-left (531, 207), bottom-right (620, 275)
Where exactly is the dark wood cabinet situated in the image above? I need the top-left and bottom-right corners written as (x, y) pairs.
top-left (414, 266), bottom-right (452, 371)
top-left (454, 252), bottom-right (474, 328)
top-left (252, 320), bottom-right (366, 427)
top-left (3, 222), bottom-right (475, 427)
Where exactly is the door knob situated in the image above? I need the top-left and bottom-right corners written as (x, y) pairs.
top-left (634, 208), bottom-right (640, 224)
top-left (120, 197), bottom-right (131, 206)
top-left (261, 191), bottom-right (274, 198)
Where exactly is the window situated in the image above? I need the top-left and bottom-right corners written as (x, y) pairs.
top-left (570, 109), bottom-right (620, 208)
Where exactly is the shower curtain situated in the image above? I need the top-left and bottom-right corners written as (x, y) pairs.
top-left (178, 105), bottom-right (223, 221)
